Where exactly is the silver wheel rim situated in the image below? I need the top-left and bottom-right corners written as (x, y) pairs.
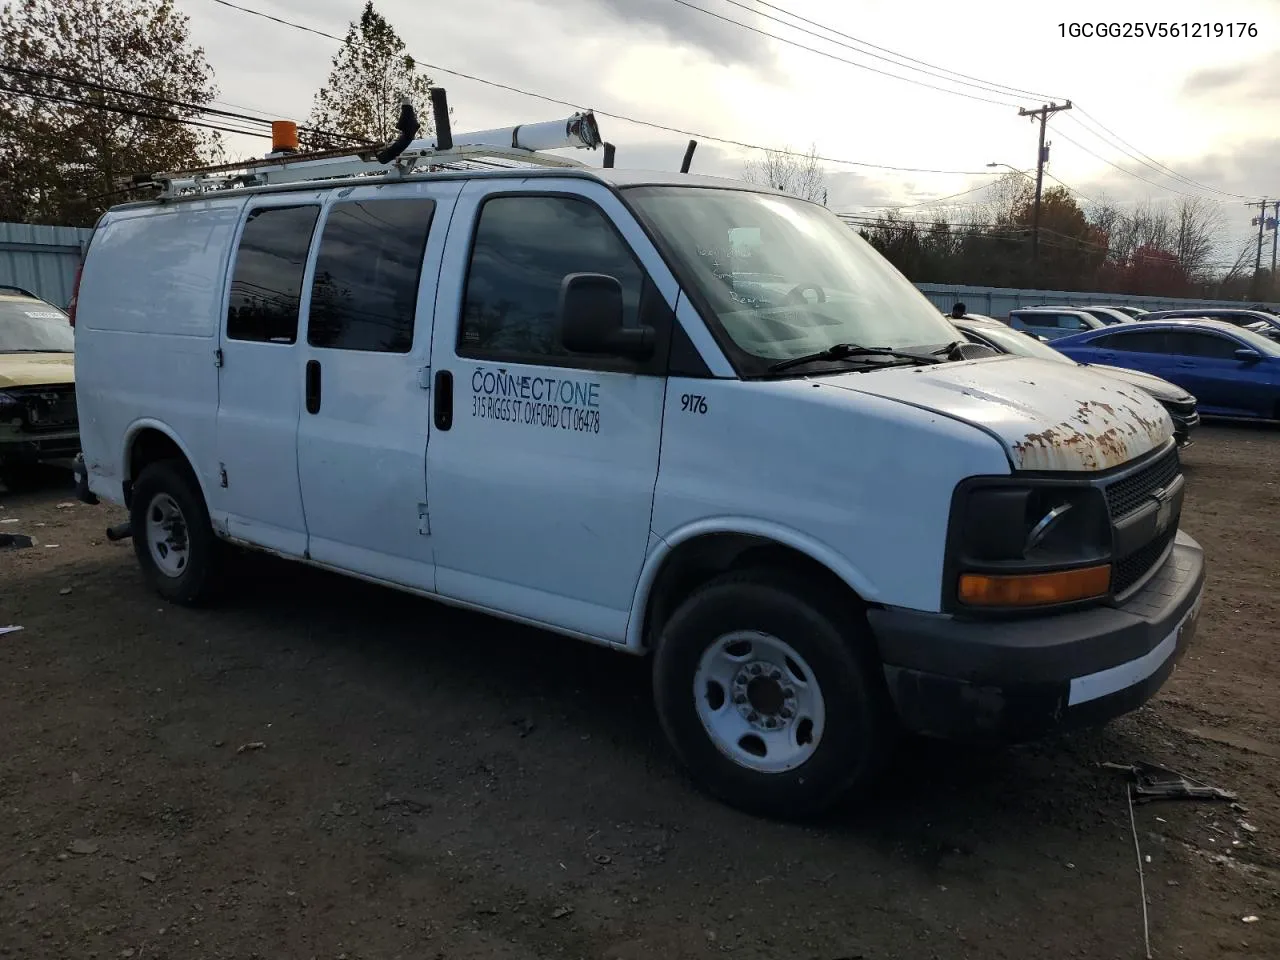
top-left (145, 493), bottom-right (189, 578)
top-left (693, 630), bottom-right (826, 773)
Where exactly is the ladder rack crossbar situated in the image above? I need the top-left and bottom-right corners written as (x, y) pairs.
top-left (143, 112), bottom-right (602, 200)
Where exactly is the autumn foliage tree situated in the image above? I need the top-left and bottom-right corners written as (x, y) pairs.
top-left (1007, 186), bottom-right (1107, 290)
top-left (0, 0), bottom-right (221, 225)
top-left (306, 1), bottom-right (436, 150)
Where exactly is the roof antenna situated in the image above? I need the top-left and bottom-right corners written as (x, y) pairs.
top-left (376, 98), bottom-right (421, 164)
top-left (680, 139), bottom-right (697, 174)
top-left (430, 87), bottom-right (452, 152)
top-left (602, 142), bottom-right (616, 168)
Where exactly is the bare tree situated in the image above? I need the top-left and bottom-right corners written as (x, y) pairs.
top-left (980, 171), bottom-right (1034, 226)
top-left (1214, 239), bottom-right (1258, 296)
top-left (742, 144), bottom-right (828, 205)
top-left (1172, 196), bottom-right (1225, 281)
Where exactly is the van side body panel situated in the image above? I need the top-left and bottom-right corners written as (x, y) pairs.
top-left (646, 376), bottom-right (1013, 623)
top-left (75, 198), bottom-right (247, 503)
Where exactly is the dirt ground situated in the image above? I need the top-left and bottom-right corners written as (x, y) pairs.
top-left (2, 426), bottom-right (1279, 960)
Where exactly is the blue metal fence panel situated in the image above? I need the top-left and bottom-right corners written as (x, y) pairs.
top-left (3, 220), bottom-right (1276, 318)
top-left (915, 282), bottom-right (1279, 318)
top-left (0, 222), bottom-right (93, 308)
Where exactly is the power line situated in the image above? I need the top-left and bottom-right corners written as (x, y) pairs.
top-left (666, 0), bottom-right (1024, 107)
top-left (852, 179), bottom-right (1005, 211)
top-left (202, 0), bottom-right (1003, 176)
top-left (1044, 171), bottom-right (1098, 207)
top-left (0, 61), bottom-right (361, 144)
top-left (1052, 128), bottom-right (1223, 201)
top-left (741, 0), bottom-right (1059, 101)
top-left (0, 81), bottom-right (269, 138)
top-left (674, 0), bottom-right (1042, 103)
top-left (1070, 106), bottom-right (1251, 200)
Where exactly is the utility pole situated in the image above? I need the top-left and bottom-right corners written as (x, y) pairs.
top-left (1249, 199), bottom-right (1270, 299)
top-left (1271, 201), bottom-right (1278, 297)
top-left (1018, 100), bottom-right (1072, 283)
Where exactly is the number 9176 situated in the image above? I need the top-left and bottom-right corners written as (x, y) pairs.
top-left (680, 393), bottom-right (708, 415)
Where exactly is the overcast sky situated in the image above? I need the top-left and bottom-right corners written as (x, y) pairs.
top-left (178, 0), bottom-right (1280, 267)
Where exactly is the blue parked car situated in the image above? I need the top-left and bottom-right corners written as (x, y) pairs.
top-left (1053, 318), bottom-right (1280, 420)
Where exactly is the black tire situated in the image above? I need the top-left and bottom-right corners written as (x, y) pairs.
top-left (653, 568), bottom-right (895, 819)
top-left (0, 462), bottom-right (46, 493)
top-left (129, 459), bottom-right (223, 605)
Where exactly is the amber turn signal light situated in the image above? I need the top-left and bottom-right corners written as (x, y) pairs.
top-left (958, 564), bottom-right (1111, 607)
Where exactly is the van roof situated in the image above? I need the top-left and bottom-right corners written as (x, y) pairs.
top-left (107, 165), bottom-right (791, 213)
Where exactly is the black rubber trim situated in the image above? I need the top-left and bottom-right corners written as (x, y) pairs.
top-left (868, 533), bottom-right (1204, 686)
top-left (667, 312), bottom-right (713, 378)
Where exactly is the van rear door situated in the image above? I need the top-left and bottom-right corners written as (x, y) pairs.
top-left (294, 180), bottom-right (461, 588)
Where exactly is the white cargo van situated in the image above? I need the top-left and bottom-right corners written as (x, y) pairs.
top-left (71, 107), bottom-right (1204, 816)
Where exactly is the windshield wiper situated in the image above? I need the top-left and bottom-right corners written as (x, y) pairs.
top-left (767, 342), bottom-right (943, 374)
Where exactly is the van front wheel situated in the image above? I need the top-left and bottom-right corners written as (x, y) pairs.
top-left (130, 460), bottom-right (222, 605)
top-left (653, 570), bottom-right (893, 818)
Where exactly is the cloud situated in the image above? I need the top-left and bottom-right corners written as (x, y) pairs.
top-left (574, 0), bottom-right (775, 68)
top-left (1182, 57), bottom-right (1280, 103)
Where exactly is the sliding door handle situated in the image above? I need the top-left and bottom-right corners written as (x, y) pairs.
top-left (305, 359), bottom-right (321, 414)
top-left (433, 369), bottom-right (453, 430)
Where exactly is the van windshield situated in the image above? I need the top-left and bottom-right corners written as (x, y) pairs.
top-left (0, 299), bottom-right (74, 353)
top-left (624, 186), bottom-right (959, 376)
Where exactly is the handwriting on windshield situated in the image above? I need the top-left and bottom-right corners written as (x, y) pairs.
top-left (695, 243), bottom-right (769, 305)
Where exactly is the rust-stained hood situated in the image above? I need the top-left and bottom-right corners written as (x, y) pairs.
top-left (819, 356), bottom-right (1173, 471)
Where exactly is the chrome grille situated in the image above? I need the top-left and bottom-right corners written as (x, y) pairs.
top-left (1104, 446), bottom-right (1180, 521)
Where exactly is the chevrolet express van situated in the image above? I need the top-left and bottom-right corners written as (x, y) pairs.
top-left (71, 124), bottom-right (1205, 816)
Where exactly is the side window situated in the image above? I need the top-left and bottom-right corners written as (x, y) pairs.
top-left (459, 195), bottom-right (646, 360)
top-left (308, 198), bottom-right (436, 353)
top-left (1167, 332), bottom-right (1240, 360)
top-left (227, 205), bottom-right (320, 344)
top-left (1059, 314), bottom-right (1088, 330)
top-left (1099, 331), bottom-right (1170, 353)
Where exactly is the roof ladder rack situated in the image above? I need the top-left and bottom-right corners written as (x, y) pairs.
top-left (137, 89), bottom-right (604, 200)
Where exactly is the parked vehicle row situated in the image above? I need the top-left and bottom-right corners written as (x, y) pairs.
top-left (1053, 319), bottom-right (1280, 422)
top-left (1139, 307), bottom-right (1280, 343)
top-left (0, 285), bottom-right (78, 488)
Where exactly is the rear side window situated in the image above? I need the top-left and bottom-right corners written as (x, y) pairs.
top-left (459, 195), bottom-right (645, 359)
top-left (227, 205), bottom-right (321, 344)
top-left (1096, 331), bottom-right (1170, 353)
top-left (307, 198), bottom-right (436, 353)
top-left (1167, 332), bottom-right (1241, 359)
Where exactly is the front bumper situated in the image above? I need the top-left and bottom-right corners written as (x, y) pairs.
top-left (0, 430), bottom-right (80, 463)
top-left (868, 530), bottom-right (1204, 743)
top-left (1169, 410), bottom-right (1199, 447)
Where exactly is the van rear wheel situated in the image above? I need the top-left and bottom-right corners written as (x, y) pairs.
top-left (130, 460), bottom-right (222, 605)
top-left (652, 569), bottom-right (894, 818)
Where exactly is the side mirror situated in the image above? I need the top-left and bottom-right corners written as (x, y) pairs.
top-left (558, 273), bottom-right (654, 360)
top-left (1235, 348), bottom-right (1262, 363)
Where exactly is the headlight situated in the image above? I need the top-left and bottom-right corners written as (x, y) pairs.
top-left (947, 481), bottom-right (1111, 610)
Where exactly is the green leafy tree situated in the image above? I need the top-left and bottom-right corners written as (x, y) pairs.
top-left (0, 0), bottom-right (221, 225)
top-left (306, 1), bottom-right (436, 150)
